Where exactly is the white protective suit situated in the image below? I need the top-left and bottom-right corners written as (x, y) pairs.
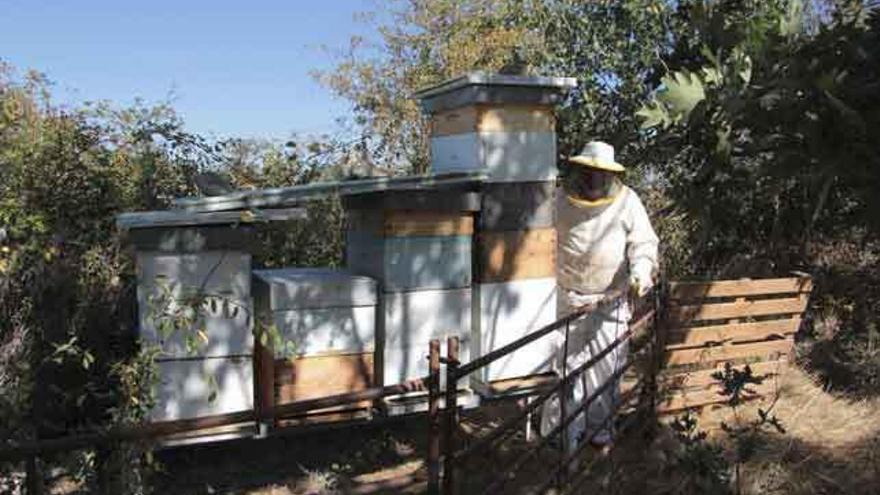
top-left (541, 184), bottom-right (659, 452)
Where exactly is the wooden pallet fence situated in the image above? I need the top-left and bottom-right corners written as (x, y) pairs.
top-left (658, 276), bottom-right (812, 413)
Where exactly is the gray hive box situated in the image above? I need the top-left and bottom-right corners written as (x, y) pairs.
top-left (344, 190), bottom-right (478, 294)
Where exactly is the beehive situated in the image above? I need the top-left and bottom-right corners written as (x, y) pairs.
top-left (415, 73), bottom-right (575, 383)
top-left (252, 268), bottom-right (378, 415)
top-left (131, 224), bottom-right (255, 423)
top-left (343, 189), bottom-right (479, 395)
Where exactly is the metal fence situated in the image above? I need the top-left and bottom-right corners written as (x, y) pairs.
top-left (426, 288), bottom-right (661, 494)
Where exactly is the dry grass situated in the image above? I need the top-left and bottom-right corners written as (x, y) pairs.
top-left (599, 364), bottom-right (880, 495)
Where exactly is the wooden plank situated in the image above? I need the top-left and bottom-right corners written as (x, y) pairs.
top-left (479, 105), bottom-right (555, 133)
top-left (666, 317), bottom-right (800, 348)
top-left (664, 337), bottom-right (793, 367)
top-left (431, 105), bottom-right (481, 136)
top-left (431, 104), bottom-right (554, 136)
top-left (476, 228), bottom-right (556, 282)
top-left (668, 295), bottom-right (808, 326)
top-left (383, 211), bottom-right (474, 237)
top-left (660, 359), bottom-right (786, 391)
top-left (669, 277), bottom-right (812, 301)
top-left (275, 353), bottom-right (374, 404)
top-left (657, 379), bottom-right (777, 414)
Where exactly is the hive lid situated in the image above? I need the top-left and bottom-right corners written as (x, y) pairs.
top-left (253, 268), bottom-right (378, 310)
top-left (414, 72), bottom-right (577, 113)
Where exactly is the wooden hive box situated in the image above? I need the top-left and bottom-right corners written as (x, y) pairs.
top-left (656, 275), bottom-right (813, 415)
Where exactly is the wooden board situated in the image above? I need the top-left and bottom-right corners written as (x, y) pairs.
top-left (476, 228), bottom-right (556, 282)
top-left (383, 211), bottom-right (474, 237)
top-left (128, 225), bottom-right (255, 252)
top-left (275, 353), bottom-right (374, 404)
top-left (666, 317), bottom-right (800, 348)
top-left (479, 181), bottom-right (555, 230)
top-left (665, 337), bottom-right (793, 367)
top-left (669, 277), bottom-right (812, 301)
top-left (659, 359), bottom-right (786, 391)
top-left (431, 104), bottom-right (554, 136)
top-left (668, 295), bottom-right (808, 326)
top-left (656, 379), bottom-right (778, 414)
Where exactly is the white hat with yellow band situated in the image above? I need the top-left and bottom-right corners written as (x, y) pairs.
top-left (567, 141), bottom-right (625, 173)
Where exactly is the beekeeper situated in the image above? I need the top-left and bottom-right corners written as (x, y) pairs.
top-left (541, 140), bottom-right (659, 454)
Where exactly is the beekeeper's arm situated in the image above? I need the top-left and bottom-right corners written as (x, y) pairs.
top-left (624, 191), bottom-right (659, 297)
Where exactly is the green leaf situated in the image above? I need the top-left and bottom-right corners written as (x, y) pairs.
top-left (636, 100), bottom-right (670, 129)
top-left (657, 70), bottom-right (706, 123)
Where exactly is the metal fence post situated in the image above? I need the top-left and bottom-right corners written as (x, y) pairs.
top-left (26, 455), bottom-right (44, 495)
top-left (559, 319), bottom-right (570, 488)
top-left (444, 336), bottom-right (460, 495)
top-left (428, 339), bottom-right (441, 495)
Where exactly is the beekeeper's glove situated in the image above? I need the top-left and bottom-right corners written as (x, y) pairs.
top-left (629, 273), bottom-right (652, 299)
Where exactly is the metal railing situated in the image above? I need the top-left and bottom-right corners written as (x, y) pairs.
top-left (0, 374), bottom-right (437, 494)
top-left (426, 288), bottom-right (661, 494)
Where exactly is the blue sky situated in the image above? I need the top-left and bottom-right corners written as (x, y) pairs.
top-left (0, 0), bottom-right (380, 140)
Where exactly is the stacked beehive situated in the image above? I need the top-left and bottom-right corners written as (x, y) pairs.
top-left (344, 189), bottom-right (480, 398)
top-left (132, 225), bottom-right (254, 433)
top-left (415, 73), bottom-right (576, 384)
top-left (251, 268), bottom-right (378, 423)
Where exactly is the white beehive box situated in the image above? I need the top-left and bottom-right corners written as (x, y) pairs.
top-left (430, 131), bottom-right (557, 182)
top-left (380, 287), bottom-right (473, 388)
top-left (476, 277), bottom-right (558, 382)
top-left (252, 268), bottom-right (378, 356)
top-left (151, 356), bottom-right (254, 422)
top-left (137, 251), bottom-right (253, 359)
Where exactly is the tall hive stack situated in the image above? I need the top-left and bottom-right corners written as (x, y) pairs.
top-left (131, 224), bottom-right (254, 436)
top-left (415, 73), bottom-right (577, 384)
top-left (344, 188), bottom-right (480, 408)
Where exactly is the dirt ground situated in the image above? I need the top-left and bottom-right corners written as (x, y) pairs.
top-left (142, 363), bottom-right (880, 494)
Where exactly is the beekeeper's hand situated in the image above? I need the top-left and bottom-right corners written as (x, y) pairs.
top-left (629, 274), bottom-right (652, 299)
